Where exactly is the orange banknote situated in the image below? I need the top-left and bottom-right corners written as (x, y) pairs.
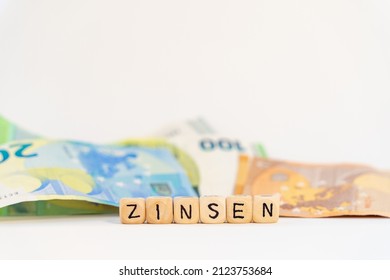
top-left (236, 156), bottom-right (390, 217)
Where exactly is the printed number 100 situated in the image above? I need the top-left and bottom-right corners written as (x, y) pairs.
top-left (200, 139), bottom-right (245, 152)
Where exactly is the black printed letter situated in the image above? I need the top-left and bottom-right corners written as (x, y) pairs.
top-left (208, 203), bottom-right (219, 219)
top-left (263, 203), bottom-right (273, 217)
top-left (180, 205), bottom-right (192, 219)
top-left (127, 204), bottom-right (140, 219)
top-left (233, 203), bottom-right (244, 219)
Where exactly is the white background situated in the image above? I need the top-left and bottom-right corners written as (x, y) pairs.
top-left (0, 0), bottom-right (389, 260)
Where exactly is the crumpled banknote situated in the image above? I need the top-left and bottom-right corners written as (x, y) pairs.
top-left (238, 156), bottom-right (390, 217)
top-left (0, 139), bottom-right (196, 215)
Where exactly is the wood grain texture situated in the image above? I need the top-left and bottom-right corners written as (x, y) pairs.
top-left (119, 198), bottom-right (146, 224)
top-left (173, 197), bottom-right (200, 224)
top-left (146, 196), bottom-right (173, 224)
top-left (199, 196), bottom-right (226, 224)
top-left (253, 194), bottom-right (280, 223)
top-left (226, 195), bottom-right (253, 223)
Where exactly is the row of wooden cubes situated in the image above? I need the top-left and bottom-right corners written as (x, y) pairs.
top-left (120, 194), bottom-right (280, 224)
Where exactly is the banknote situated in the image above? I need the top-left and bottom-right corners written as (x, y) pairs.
top-left (0, 116), bottom-right (120, 215)
top-left (0, 139), bottom-right (197, 215)
top-left (0, 115), bottom-right (39, 144)
top-left (118, 118), bottom-right (216, 194)
top-left (0, 116), bottom-right (205, 196)
top-left (0, 116), bottom-right (213, 215)
top-left (239, 157), bottom-right (390, 217)
top-left (123, 118), bottom-right (267, 196)
top-left (1, 200), bottom-right (118, 216)
top-left (153, 117), bottom-right (217, 137)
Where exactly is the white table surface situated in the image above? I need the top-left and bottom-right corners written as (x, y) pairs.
top-left (1, 215), bottom-right (389, 259)
top-left (1, 0), bottom-right (390, 260)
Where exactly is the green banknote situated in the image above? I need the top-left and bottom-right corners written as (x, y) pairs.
top-left (0, 115), bottom-right (39, 144)
top-left (0, 139), bottom-right (196, 216)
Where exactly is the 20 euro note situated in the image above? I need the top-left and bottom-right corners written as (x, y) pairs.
top-left (0, 139), bottom-right (197, 216)
top-left (0, 116), bottom-right (213, 215)
top-left (239, 156), bottom-right (390, 217)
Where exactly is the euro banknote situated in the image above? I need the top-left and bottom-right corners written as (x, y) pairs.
top-left (0, 115), bottom-right (39, 144)
top-left (0, 139), bottom-right (197, 215)
top-left (239, 156), bottom-right (390, 217)
top-left (123, 118), bottom-right (267, 196)
top-left (118, 118), bottom-right (219, 194)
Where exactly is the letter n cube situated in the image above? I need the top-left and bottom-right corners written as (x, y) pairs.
top-left (174, 197), bottom-right (200, 224)
top-left (253, 194), bottom-right (280, 223)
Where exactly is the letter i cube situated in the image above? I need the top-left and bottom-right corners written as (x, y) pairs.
top-left (146, 196), bottom-right (173, 224)
top-left (253, 194), bottom-right (280, 223)
top-left (120, 198), bottom-right (146, 224)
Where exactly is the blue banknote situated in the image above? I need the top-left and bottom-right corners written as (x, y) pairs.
top-left (0, 139), bottom-right (197, 210)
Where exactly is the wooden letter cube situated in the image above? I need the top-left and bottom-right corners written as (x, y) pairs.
top-left (199, 196), bottom-right (226, 224)
top-left (226, 195), bottom-right (253, 223)
top-left (120, 198), bottom-right (146, 224)
top-left (253, 194), bottom-right (280, 223)
top-left (146, 196), bottom-right (173, 224)
top-left (173, 197), bottom-right (200, 224)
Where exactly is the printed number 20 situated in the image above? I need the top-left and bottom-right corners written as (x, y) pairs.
top-left (0, 143), bottom-right (38, 164)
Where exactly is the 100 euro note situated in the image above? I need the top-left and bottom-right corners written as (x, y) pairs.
top-left (239, 156), bottom-right (390, 217)
top-left (140, 117), bottom-right (267, 196)
top-left (0, 139), bottom-right (197, 216)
